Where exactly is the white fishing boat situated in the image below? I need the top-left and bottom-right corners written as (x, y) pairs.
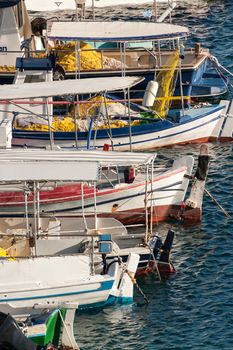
top-left (0, 144), bottom-right (210, 281)
top-left (45, 20), bottom-right (227, 99)
top-left (0, 1), bottom-right (228, 99)
top-left (0, 149), bottom-right (195, 224)
top-left (0, 76), bottom-right (228, 151)
top-left (0, 156), bottom-right (140, 315)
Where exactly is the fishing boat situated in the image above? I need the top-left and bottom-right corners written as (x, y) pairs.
top-left (0, 144), bottom-right (211, 280)
top-left (0, 149), bottom-right (195, 224)
top-left (0, 76), bottom-right (228, 150)
top-left (46, 20), bottom-right (228, 99)
top-left (0, 0), bottom-right (227, 99)
top-left (0, 304), bottom-right (79, 349)
top-left (0, 156), bottom-right (140, 315)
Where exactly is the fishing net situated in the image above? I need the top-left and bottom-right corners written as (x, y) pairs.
top-left (152, 50), bottom-right (179, 118)
top-left (54, 41), bottom-right (126, 71)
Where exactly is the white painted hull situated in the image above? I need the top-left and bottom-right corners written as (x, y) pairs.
top-left (0, 156), bottom-right (194, 223)
top-left (0, 253), bottom-right (139, 315)
top-left (12, 106), bottom-right (224, 151)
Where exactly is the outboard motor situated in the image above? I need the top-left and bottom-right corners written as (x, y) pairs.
top-left (0, 312), bottom-right (39, 350)
top-left (159, 229), bottom-right (175, 264)
top-left (149, 235), bottom-right (163, 260)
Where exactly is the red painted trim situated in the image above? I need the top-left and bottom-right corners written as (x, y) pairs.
top-left (175, 136), bottom-right (217, 146)
top-left (97, 204), bottom-right (202, 225)
top-left (219, 137), bottom-right (233, 142)
top-left (0, 166), bottom-right (187, 207)
top-left (136, 260), bottom-right (176, 276)
top-left (180, 207), bottom-right (202, 224)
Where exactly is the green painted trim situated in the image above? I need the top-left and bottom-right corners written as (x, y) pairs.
top-left (28, 308), bottom-right (66, 347)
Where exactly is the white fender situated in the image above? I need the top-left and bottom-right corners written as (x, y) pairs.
top-left (142, 80), bottom-right (159, 107)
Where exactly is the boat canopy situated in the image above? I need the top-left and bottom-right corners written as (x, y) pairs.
top-left (0, 149), bottom-right (156, 167)
top-left (0, 150), bottom-right (156, 182)
top-left (0, 77), bottom-right (143, 100)
top-left (0, 0), bottom-right (20, 8)
top-left (48, 21), bottom-right (189, 42)
top-left (0, 160), bottom-right (99, 182)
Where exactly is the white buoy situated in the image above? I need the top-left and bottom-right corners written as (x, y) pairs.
top-left (142, 80), bottom-right (159, 107)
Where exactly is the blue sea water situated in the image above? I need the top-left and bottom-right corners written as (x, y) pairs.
top-left (72, 1), bottom-right (233, 349)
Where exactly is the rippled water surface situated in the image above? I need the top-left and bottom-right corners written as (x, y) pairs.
top-left (31, 1), bottom-right (233, 348)
top-left (75, 142), bottom-right (233, 350)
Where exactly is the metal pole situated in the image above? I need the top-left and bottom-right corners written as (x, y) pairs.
top-left (81, 182), bottom-right (88, 230)
top-left (93, 182), bottom-right (97, 230)
top-left (47, 99), bottom-right (54, 150)
top-left (169, 0), bottom-right (172, 23)
top-left (145, 165), bottom-right (149, 243)
top-left (24, 182), bottom-right (29, 235)
top-left (120, 42), bottom-right (124, 77)
top-left (150, 163), bottom-right (153, 235)
top-left (127, 87), bottom-right (132, 152)
top-left (75, 0), bottom-right (78, 21)
top-left (103, 92), bottom-right (114, 150)
top-left (73, 98), bottom-right (79, 149)
top-left (123, 42), bottom-right (126, 77)
top-left (177, 38), bottom-right (185, 116)
top-left (153, 0), bottom-right (158, 21)
top-left (77, 41), bottom-right (81, 79)
top-left (91, 182), bottom-right (96, 276)
top-left (92, 0), bottom-right (95, 20)
top-left (36, 182), bottom-right (40, 243)
top-left (33, 182), bottom-right (37, 256)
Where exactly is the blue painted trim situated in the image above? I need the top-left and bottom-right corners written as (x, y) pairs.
top-left (13, 105), bottom-right (223, 144)
top-left (0, 280), bottom-right (114, 303)
top-left (48, 32), bottom-right (188, 42)
top-left (120, 114), bottom-right (222, 147)
top-left (87, 117), bottom-right (94, 150)
top-left (79, 295), bottom-right (133, 310)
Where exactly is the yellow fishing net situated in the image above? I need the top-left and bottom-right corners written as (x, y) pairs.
top-left (53, 41), bottom-right (125, 71)
top-left (16, 96), bottom-right (139, 132)
top-left (54, 41), bottom-right (103, 71)
top-left (15, 117), bottom-right (75, 132)
top-left (0, 65), bottom-right (15, 72)
top-left (70, 96), bottom-right (107, 118)
top-left (0, 247), bottom-right (15, 261)
top-left (152, 50), bottom-right (179, 118)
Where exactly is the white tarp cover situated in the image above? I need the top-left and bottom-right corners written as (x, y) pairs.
top-left (0, 77), bottom-right (143, 100)
top-left (0, 160), bottom-right (99, 182)
top-left (0, 150), bottom-right (155, 167)
top-left (49, 21), bottom-right (189, 41)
